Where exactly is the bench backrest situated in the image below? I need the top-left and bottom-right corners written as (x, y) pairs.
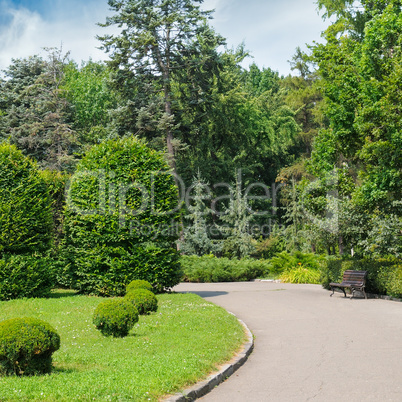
top-left (342, 270), bottom-right (367, 286)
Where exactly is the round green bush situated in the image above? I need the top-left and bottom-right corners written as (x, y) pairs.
top-left (0, 317), bottom-right (60, 376)
top-left (63, 137), bottom-right (181, 295)
top-left (93, 298), bottom-right (139, 337)
top-left (125, 289), bottom-right (158, 315)
top-left (126, 279), bottom-right (153, 294)
top-left (0, 144), bottom-right (53, 254)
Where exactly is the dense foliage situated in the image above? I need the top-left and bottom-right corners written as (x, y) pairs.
top-left (62, 60), bottom-right (117, 141)
top-left (265, 251), bottom-right (325, 275)
top-left (93, 299), bottom-right (139, 337)
top-left (0, 254), bottom-right (55, 301)
top-left (0, 51), bottom-right (79, 172)
top-left (270, 1), bottom-right (402, 260)
top-left (0, 317), bottom-right (60, 376)
top-left (0, 144), bottom-right (53, 254)
top-left (63, 137), bottom-right (181, 295)
top-left (181, 255), bottom-right (270, 282)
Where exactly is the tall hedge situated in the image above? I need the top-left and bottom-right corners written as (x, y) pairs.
top-left (0, 254), bottom-right (54, 301)
top-left (0, 144), bottom-right (54, 300)
top-left (0, 144), bottom-right (53, 254)
top-left (63, 137), bottom-right (181, 295)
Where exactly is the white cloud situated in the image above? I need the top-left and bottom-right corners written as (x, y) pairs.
top-left (0, 0), bottom-right (330, 76)
top-left (0, 5), bottom-right (44, 70)
top-left (0, 1), bottom-right (113, 73)
top-left (202, 0), bottom-right (330, 74)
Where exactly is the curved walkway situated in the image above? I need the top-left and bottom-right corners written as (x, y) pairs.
top-left (174, 281), bottom-right (402, 402)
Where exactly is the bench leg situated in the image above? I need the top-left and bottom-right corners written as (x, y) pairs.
top-left (351, 287), bottom-right (367, 299)
top-left (330, 286), bottom-right (347, 297)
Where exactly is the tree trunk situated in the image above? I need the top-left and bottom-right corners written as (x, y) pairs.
top-left (165, 102), bottom-right (176, 171)
top-left (157, 25), bottom-right (179, 187)
top-left (339, 235), bottom-right (344, 255)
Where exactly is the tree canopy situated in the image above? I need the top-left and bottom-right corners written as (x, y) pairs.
top-left (1, 0), bottom-right (400, 260)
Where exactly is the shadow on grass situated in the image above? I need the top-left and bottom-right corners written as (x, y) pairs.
top-left (49, 289), bottom-right (79, 299)
top-left (53, 361), bottom-right (105, 373)
top-left (52, 366), bottom-right (80, 374)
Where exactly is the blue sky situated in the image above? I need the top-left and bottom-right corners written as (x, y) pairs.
top-left (0, 0), bottom-right (330, 75)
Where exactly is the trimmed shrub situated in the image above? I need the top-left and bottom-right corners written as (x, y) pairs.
top-left (124, 289), bottom-right (158, 315)
top-left (126, 280), bottom-right (153, 294)
top-left (0, 144), bottom-right (53, 254)
top-left (93, 298), bottom-right (139, 337)
top-left (61, 244), bottom-right (181, 296)
top-left (181, 255), bottom-right (270, 283)
top-left (0, 254), bottom-right (55, 301)
top-left (0, 317), bottom-right (60, 376)
top-left (63, 137), bottom-right (181, 295)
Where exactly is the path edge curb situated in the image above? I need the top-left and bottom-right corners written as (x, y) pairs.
top-left (164, 313), bottom-right (254, 402)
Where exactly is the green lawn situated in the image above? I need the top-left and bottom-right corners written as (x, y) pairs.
top-left (0, 291), bottom-right (246, 401)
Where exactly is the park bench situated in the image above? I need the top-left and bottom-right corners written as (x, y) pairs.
top-left (330, 270), bottom-right (368, 299)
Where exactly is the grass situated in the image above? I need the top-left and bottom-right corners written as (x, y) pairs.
top-left (0, 291), bottom-right (246, 401)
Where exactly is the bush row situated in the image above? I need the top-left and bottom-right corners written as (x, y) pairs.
top-left (181, 255), bottom-right (270, 283)
top-left (1, 280), bottom-right (158, 377)
top-left (265, 251), bottom-right (325, 274)
top-left (93, 280), bottom-right (158, 338)
top-left (181, 252), bottom-right (402, 296)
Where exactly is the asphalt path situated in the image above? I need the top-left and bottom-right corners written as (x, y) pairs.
top-left (174, 281), bottom-right (402, 402)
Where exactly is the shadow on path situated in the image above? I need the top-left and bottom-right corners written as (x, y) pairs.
top-left (178, 290), bottom-right (228, 298)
